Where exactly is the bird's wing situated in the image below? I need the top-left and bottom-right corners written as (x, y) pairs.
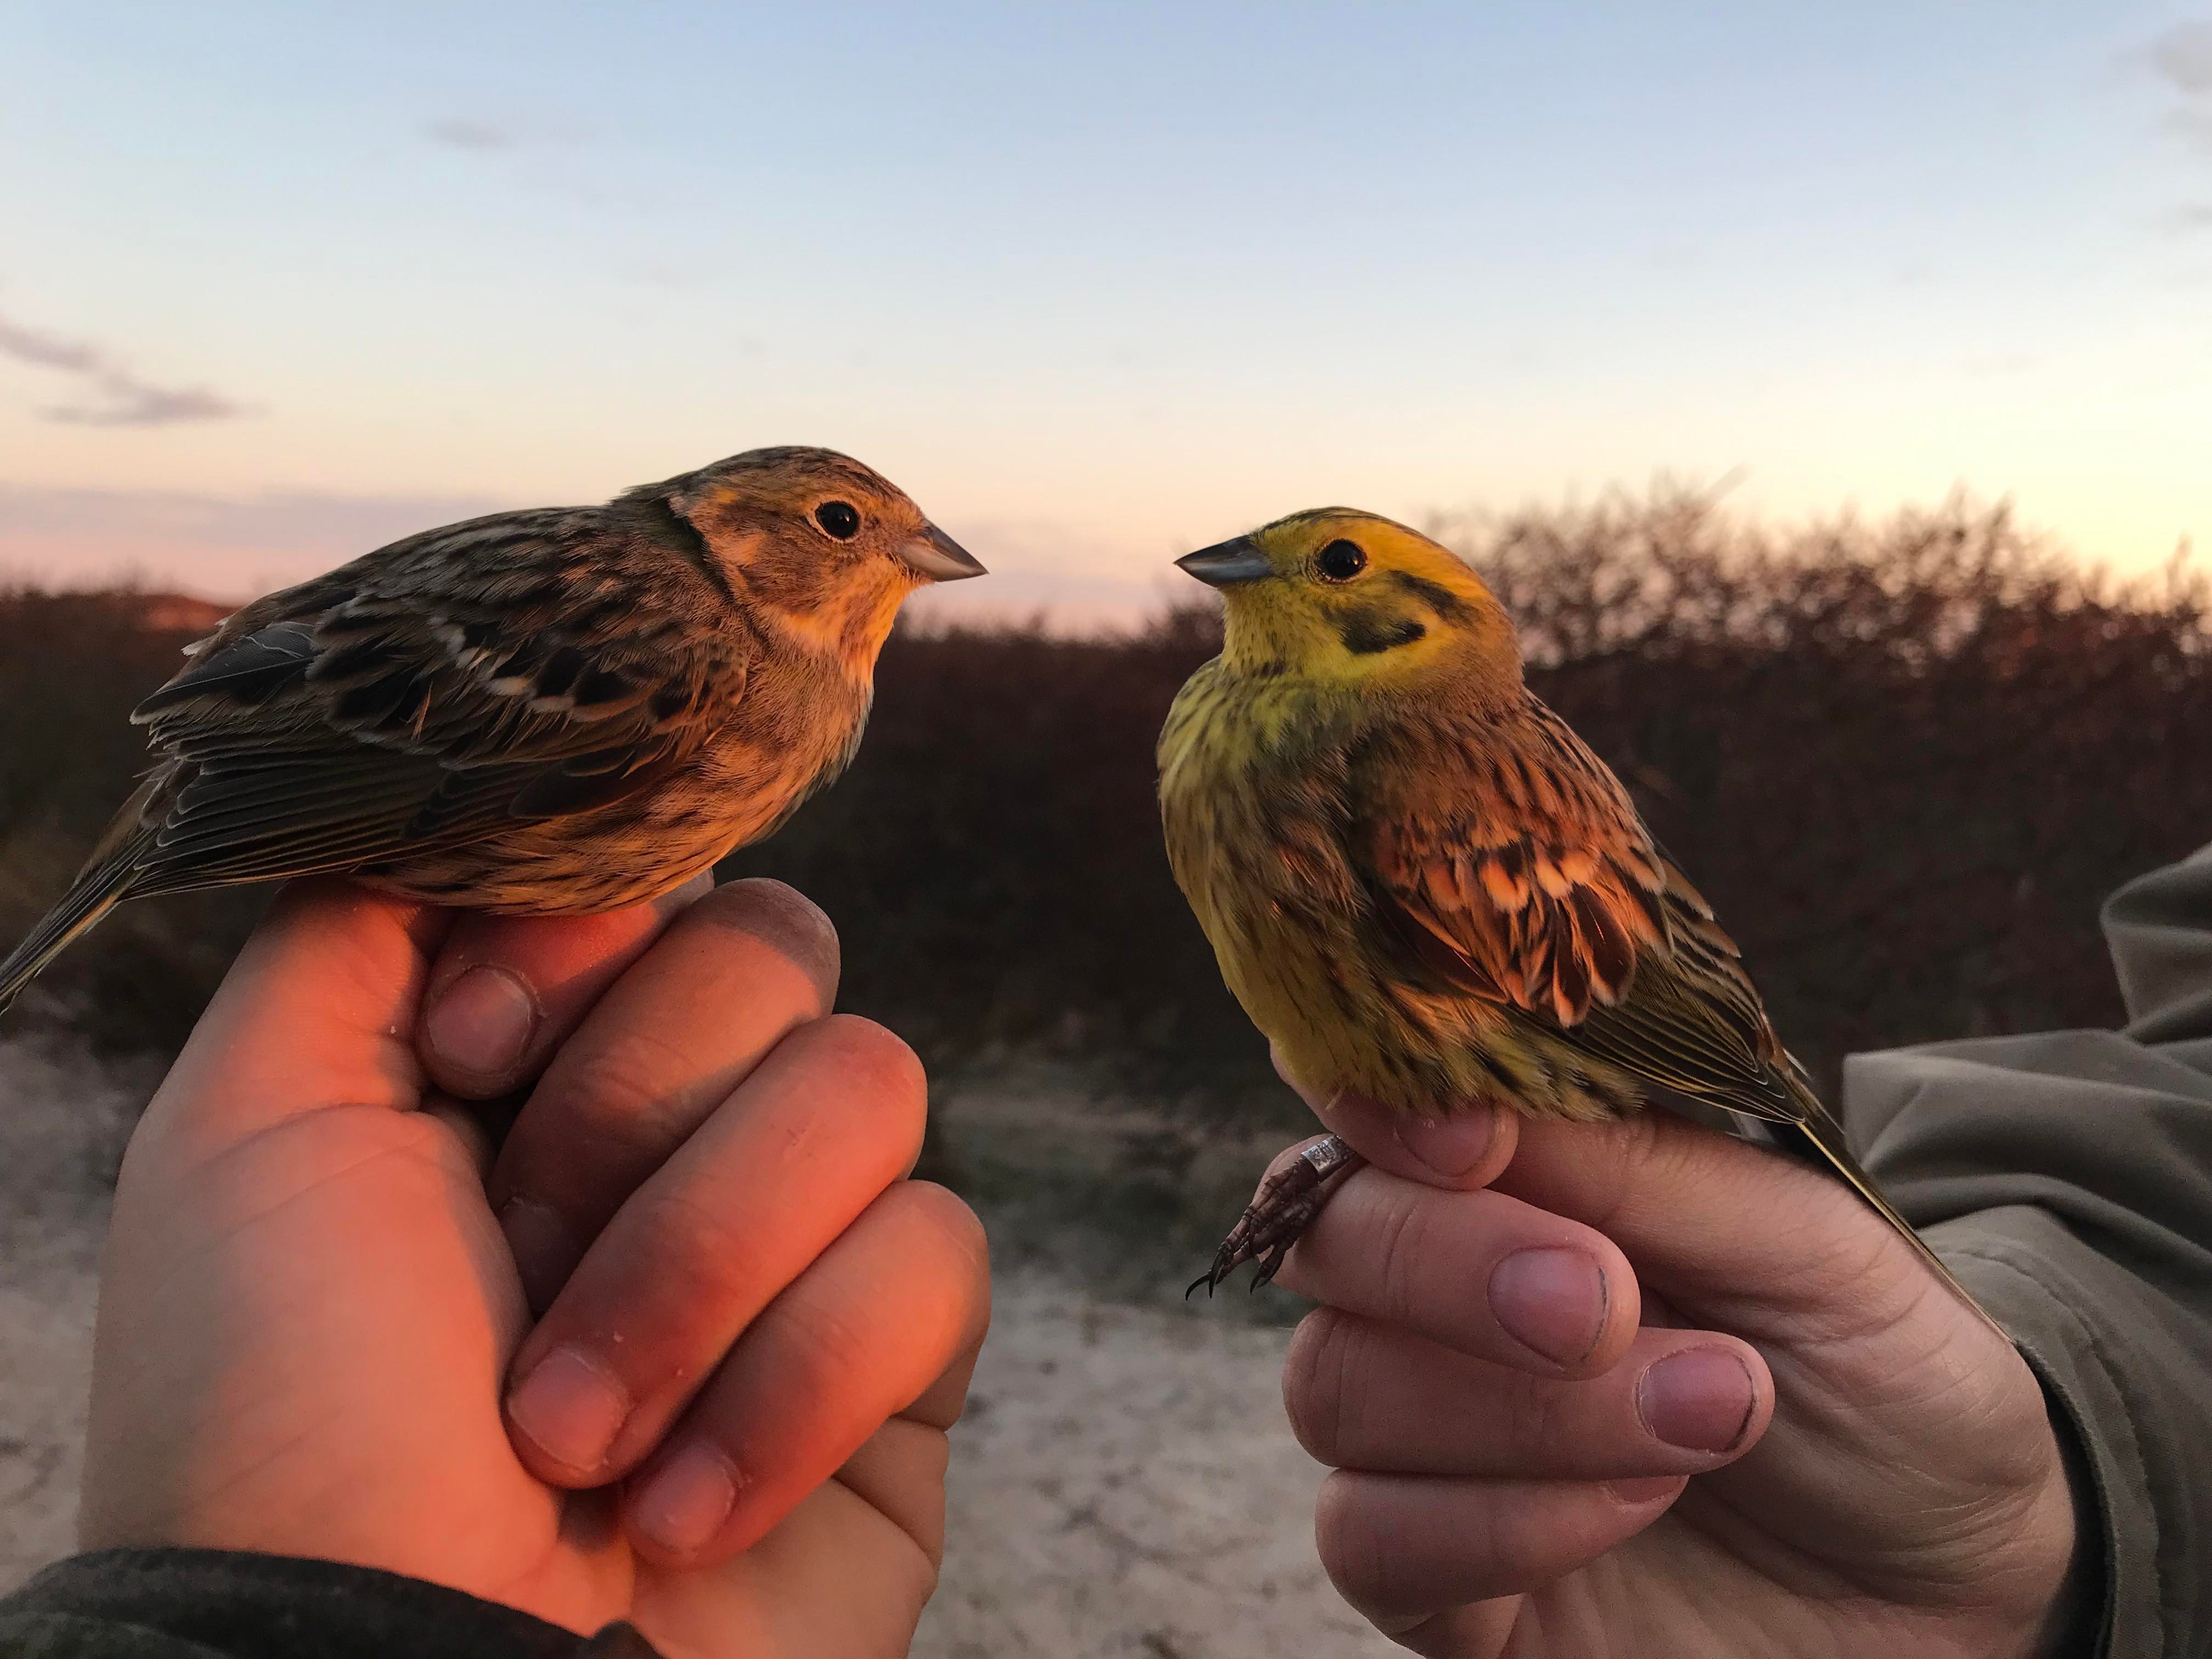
top-left (121, 505), bottom-right (752, 892)
top-left (1356, 699), bottom-right (1799, 1120)
top-left (1358, 701), bottom-right (1670, 1024)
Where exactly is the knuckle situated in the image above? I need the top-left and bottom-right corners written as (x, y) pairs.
top-left (803, 1014), bottom-right (928, 1115)
top-left (690, 879), bottom-right (840, 997)
top-left (769, 1288), bottom-right (875, 1401)
top-left (548, 1034), bottom-right (695, 1150)
top-left (1480, 1501), bottom-right (1552, 1590)
top-left (1369, 1186), bottom-right (1436, 1327)
top-left (1312, 1474), bottom-right (1402, 1615)
top-left (1508, 1367), bottom-right (1577, 1458)
top-left (1319, 1475), bottom-right (1527, 1622)
top-left (1282, 1310), bottom-right (1359, 1465)
top-left (627, 1186), bottom-right (765, 1310)
top-left (1584, 1111), bottom-right (1667, 1233)
top-left (893, 1180), bottom-right (991, 1285)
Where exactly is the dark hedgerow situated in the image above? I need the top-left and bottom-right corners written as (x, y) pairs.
top-left (3, 493), bottom-right (2208, 1107)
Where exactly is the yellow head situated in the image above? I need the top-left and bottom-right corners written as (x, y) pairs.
top-left (1176, 509), bottom-right (1521, 696)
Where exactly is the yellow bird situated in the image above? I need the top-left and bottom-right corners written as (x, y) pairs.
top-left (0, 447), bottom-right (983, 1012)
top-left (1158, 507), bottom-right (1988, 1320)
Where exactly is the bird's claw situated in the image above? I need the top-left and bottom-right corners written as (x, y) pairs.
top-left (1188, 1135), bottom-right (1364, 1298)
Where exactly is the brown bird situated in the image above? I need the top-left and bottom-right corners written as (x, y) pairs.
top-left (1158, 507), bottom-right (1994, 1330)
top-left (0, 446), bottom-right (983, 1011)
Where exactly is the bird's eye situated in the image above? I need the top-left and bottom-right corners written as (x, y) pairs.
top-left (814, 500), bottom-right (861, 540)
top-left (1316, 539), bottom-right (1368, 583)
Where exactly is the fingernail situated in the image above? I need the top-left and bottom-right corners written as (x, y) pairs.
top-left (1489, 1246), bottom-right (1609, 1365)
top-left (499, 1198), bottom-right (578, 1312)
top-left (632, 1444), bottom-right (738, 1558)
top-left (1607, 1475), bottom-right (1684, 1504)
top-left (1392, 1111), bottom-right (1493, 1177)
top-left (507, 1345), bottom-right (629, 1475)
top-left (425, 964), bottom-right (536, 1077)
top-left (1638, 1347), bottom-right (1756, 1453)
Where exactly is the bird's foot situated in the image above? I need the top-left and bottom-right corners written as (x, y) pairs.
top-left (1187, 1134), bottom-right (1365, 1297)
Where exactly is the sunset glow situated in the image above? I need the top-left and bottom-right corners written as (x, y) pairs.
top-left (5, 4), bottom-right (2210, 625)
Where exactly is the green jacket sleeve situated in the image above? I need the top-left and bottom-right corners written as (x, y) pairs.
top-left (1849, 843), bottom-right (2212, 1659)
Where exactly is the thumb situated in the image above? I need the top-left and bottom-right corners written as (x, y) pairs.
top-left (136, 879), bottom-right (452, 1171)
top-left (1493, 1104), bottom-right (1971, 1345)
top-left (1271, 1041), bottom-right (1521, 1192)
top-left (1273, 1037), bottom-right (1982, 1346)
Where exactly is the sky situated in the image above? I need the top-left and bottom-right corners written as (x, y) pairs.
top-left (3, 2), bottom-right (2211, 626)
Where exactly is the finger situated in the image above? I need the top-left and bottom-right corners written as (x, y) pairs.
top-left (901, 1328), bottom-right (988, 1432)
top-left (137, 879), bottom-right (450, 1164)
top-left (833, 1418), bottom-right (955, 1568)
top-left (422, 1097), bottom-right (499, 1181)
top-left (1285, 1311), bottom-right (1773, 1479)
top-left (1269, 1161), bottom-right (1640, 1378)
top-left (418, 873), bottom-right (713, 1098)
top-left (489, 879), bottom-right (842, 1306)
top-left (1315, 1468), bottom-right (1684, 1635)
top-left (647, 1467), bottom-right (942, 1658)
top-left (501, 1015), bottom-right (929, 1487)
top-left (830, 1313), bottom-right (990, 1566)
top-left (1324, 1093), bottom-right (1520, 1193)
top-left (1493, 1108), bottom-right (1990, 1348)
top-left (1385, 1601), bottom-right (1519, 1659)
top-left (1271, 1042), bottom-right (1519, 1192)
top-left (621, 1180), bottom-right (990, 1565)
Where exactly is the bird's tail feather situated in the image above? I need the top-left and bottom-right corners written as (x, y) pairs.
top-left (0, 850), bottom-right (142, 1015)
top-left (1769, 1064), bottom-right (2008, 1342)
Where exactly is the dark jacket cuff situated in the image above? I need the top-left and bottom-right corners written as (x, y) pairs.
top-left (0, 1548), bottom-right (662, 1658)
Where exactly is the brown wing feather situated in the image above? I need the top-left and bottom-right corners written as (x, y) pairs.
top-left (1363, 701), bottom-right (1669, 1026)
top-left (1357, 698), bottom-right (1802, 1120)
top-left (121, 504), bottom-right (752, 898)
top-left (1353, 693), bottom-right (2001, 1332)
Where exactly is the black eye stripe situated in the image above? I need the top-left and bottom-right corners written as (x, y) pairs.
top-left (1338, 613), bottom-right (1427, 655)
top-left (1389, 569), bottom-right (1474, 625)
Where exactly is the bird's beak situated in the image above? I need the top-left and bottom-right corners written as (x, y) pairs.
top-left (1175, 537), bottom-right (1273, 588)
top-left (900, 524), bottom-right (988, 582)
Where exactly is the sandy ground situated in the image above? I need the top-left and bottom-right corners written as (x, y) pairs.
top-left (0, 1036), bottom-right (1385, 1655)
top-left (913, 1280), bottom-right (1379, 1659)
top-left (0, 1035), bottom-right (140, 1592)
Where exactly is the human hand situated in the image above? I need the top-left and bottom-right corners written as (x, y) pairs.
top-left (1265, 1060), bottom-right (2091, 1657)
top-left (80, 877), bottom-right (989, 1657)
